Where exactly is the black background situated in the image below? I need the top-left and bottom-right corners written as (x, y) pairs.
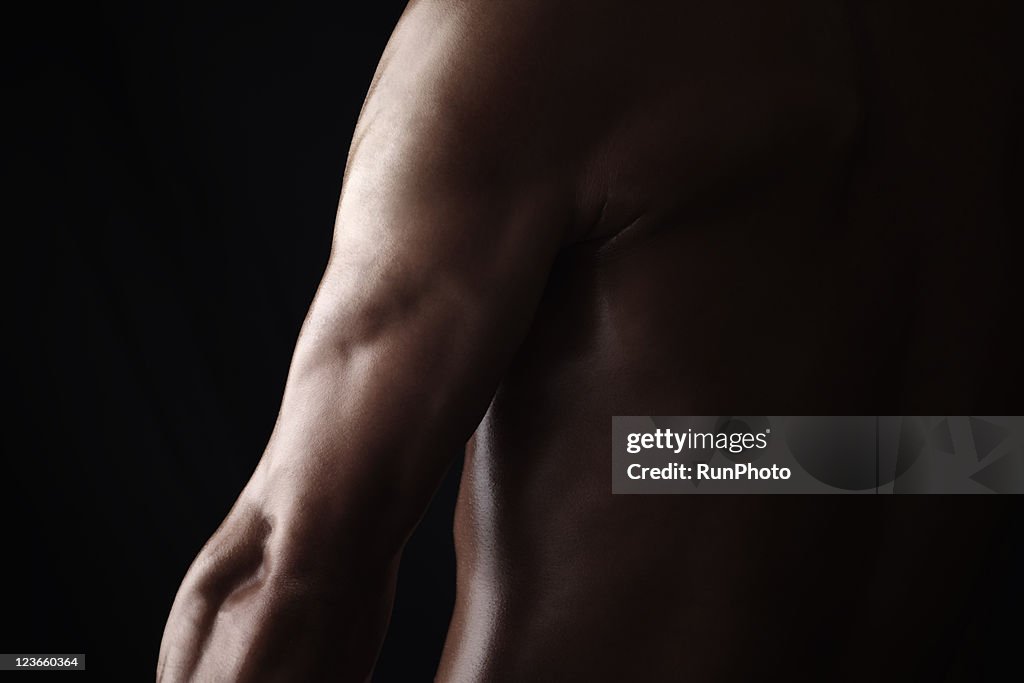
top-left (10, 1), bottom-right (458, 679)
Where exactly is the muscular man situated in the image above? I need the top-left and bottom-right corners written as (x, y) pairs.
top-left (158, 1), bottom-right (1021, 680)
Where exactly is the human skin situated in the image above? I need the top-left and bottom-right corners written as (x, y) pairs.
top-left (158, 1), bottom-right (1020, 681)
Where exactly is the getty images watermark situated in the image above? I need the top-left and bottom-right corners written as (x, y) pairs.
top-left (612, 416), bottom-right (1024, 494)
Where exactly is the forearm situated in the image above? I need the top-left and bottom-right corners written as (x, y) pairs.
top-left (159, 243), bottom-right (552, 682)
top-left (157, 298), bottom-right (491, 682)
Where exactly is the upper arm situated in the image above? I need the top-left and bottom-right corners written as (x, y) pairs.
top-left (302, 1), bottom-right (581, 378)
top-left (273, 1), bottom-right (586, 523)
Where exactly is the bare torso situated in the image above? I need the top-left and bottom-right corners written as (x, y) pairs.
top-left (442, 2), bottom-right (1019, 679)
